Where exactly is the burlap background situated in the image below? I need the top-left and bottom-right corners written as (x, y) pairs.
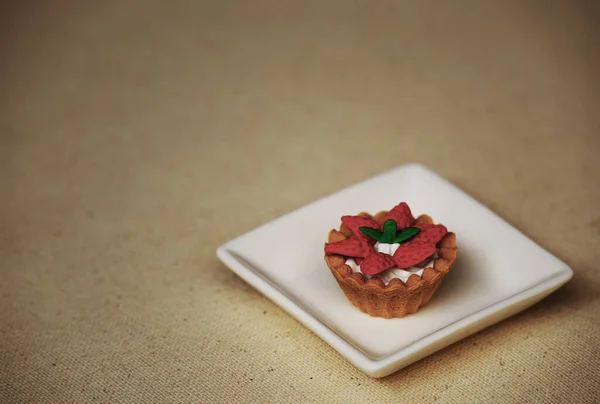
top-left (2, 1), bottom-right (599, 402)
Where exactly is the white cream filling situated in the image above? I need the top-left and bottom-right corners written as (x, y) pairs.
top-left (345, 242), bottom-right (435, 285)
top-left (375, 242), bottom-right (400, 255)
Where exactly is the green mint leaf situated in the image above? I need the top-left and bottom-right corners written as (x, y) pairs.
top-left (382, 220), bottom-right (397, 243)
top-left (359, 226), bottom-right (385, 242)
top-left (394, 227), bottom-right (421, 244)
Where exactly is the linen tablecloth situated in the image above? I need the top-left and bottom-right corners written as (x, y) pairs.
top-left (2, 1), bottom-right (599, 402)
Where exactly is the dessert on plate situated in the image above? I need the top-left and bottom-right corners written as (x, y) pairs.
top-left (324, 202), bottom-right (458, 318)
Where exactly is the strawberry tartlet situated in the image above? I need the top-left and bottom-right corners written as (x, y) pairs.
top-left (324, 202), bottom-right (458, 318)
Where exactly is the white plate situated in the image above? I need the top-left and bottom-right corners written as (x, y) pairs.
top-left (216, 163), bottom-right (572, 377)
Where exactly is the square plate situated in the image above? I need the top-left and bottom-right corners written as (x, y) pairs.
top-left (216, 163), bottom-right (572, 377)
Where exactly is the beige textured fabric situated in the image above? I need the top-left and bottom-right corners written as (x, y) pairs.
top-left (2, 1), bottom-right (599, 402)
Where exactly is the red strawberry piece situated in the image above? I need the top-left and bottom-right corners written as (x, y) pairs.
top-left (382, 202), bottom-right (415, 230)
top-left (360, 251), bottom-right (396, 275)
top-left (412, 224), bottom-right (448, 245)
top-left (392, 241), bottom-right (436, 269)
top-left (325, 238), bottom-right (373, 258)
top-left (341, 215), bottom-right (380, 240)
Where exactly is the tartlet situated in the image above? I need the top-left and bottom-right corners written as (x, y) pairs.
top-left (324, 202), bottom-right (458, 319)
